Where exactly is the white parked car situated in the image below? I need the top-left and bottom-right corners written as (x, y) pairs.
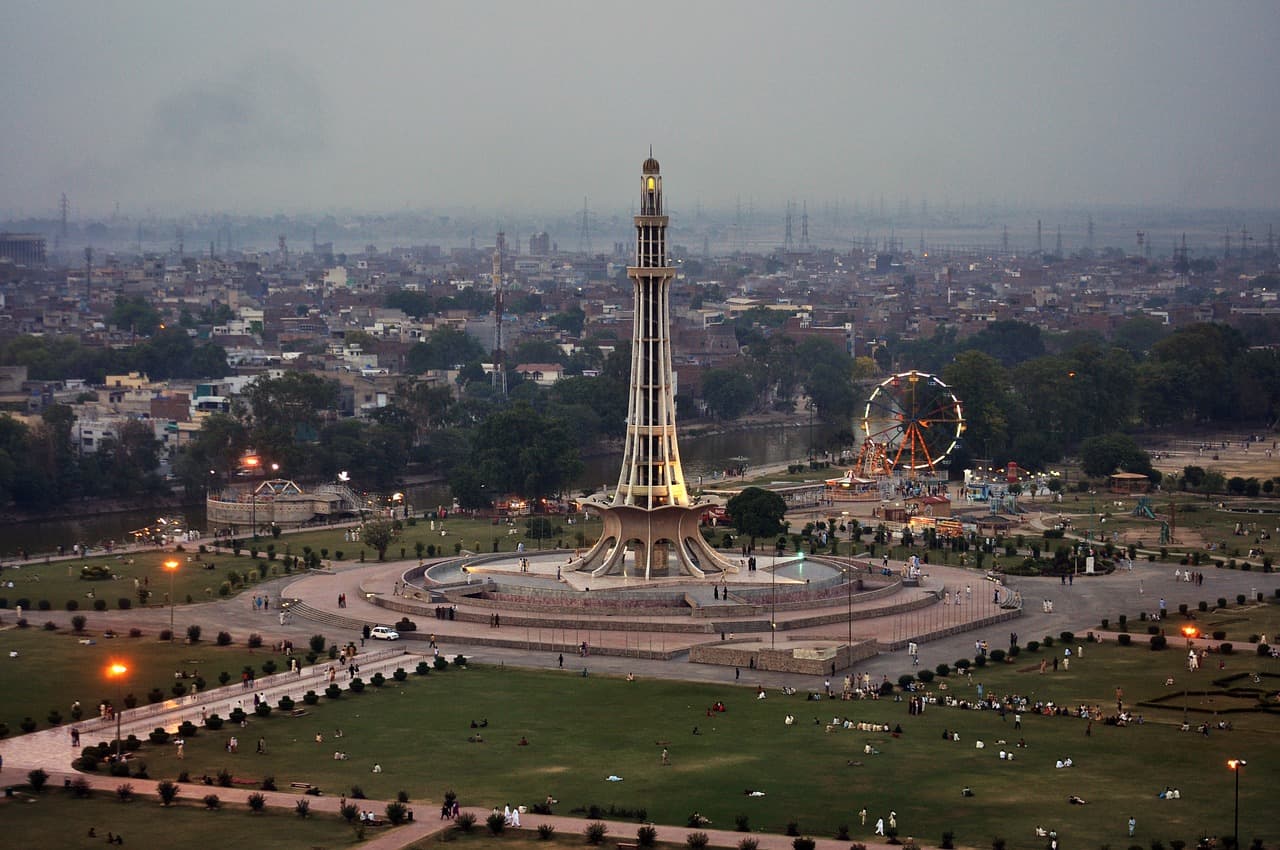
top-left (369, 626), bottom-right (400, 641)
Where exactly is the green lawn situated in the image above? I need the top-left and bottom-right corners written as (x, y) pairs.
top-left (0, 547), bottom-right (289, 613)
top-left (274, 513), bottom-right (606, 566)
top-left (0, 628), bottom-right (290, 737)
top-left (0, 792), bottom-right (365, 848)
top-left (124, 641), bottom-right (1279, 850)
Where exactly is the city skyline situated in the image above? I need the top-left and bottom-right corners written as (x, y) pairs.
top-left (3, 2), bottom-right (1279, 218)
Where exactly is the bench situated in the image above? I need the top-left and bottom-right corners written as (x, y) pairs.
top-left (291, 708), bottom-right (309, 717)
top-left (290, 782), bottom-right (314, 790)
top-left (618, 843), bottom-right (639, 850)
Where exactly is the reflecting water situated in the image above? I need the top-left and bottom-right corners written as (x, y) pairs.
top-left (3, 423), bottom-right (839, 557)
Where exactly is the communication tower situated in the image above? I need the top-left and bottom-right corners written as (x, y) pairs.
top-left (492, 231), bottom-right (507, 397)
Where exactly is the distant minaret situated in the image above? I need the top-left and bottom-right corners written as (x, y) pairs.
top-left (575, 155), bottom-right (733, 579)
top-left (1055, 226), bottom-right (1063, 257)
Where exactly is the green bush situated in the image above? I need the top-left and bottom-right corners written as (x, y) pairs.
top-left (157, 779), bottom-right (178, 806)
top-left (455, 812), bottom-right (477, 832)
top-left (303, 690), bottom-right (319, 705)
top-left (688, 832), bottom-right (710, 849)
top-left (248, 792), bottom-right (266, 812)
top-left (1118, 634), bottom-right (1132, 646)
top-left (386, 801), bottom-right (409, 825)
top-left (1150, 635), bottom-right (1167, 650)
top-left (325, 684), bottom-right (342, 699)
top-left (638, 825), bottom-right (659, 846)
top-left (538, 824), bottom-right (556, 840)
top-left (349, 678), bottom-right (365, 693)
top-left (203, 793), bottom-right (221, 810)
top-left (585, 822), bottom-right (609, 845)
top-left (793, 839), bottom-right (816, 850)
top-left (487, 812), bottom-right (507, 834)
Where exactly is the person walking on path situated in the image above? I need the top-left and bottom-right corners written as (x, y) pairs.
top-left (1128, 816), bottom-right (1136, 837)
top-left (875, 817), bottom-right (885, 836)
top-left (660, 748), bottom-right (669, 766)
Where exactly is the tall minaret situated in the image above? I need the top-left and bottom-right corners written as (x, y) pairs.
top-left (613, 156), bottom-right (688, 509)
top-left (575, 156), bottom-right (732, 579)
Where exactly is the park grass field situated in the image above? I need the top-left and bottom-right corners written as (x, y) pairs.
top-left (276, 512), bottom-right (606, 567)
top-left (115, 633), bottom-right (1280, 850)
top-left (0, 627), bottom-right (289, 737)
top-left (0, 792), bottom-right (363, 848)
top-left (0, 547), bottom-right (287, 613)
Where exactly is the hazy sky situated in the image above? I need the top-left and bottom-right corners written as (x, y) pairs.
top-left (3, 1), bottom-right (1278, 218)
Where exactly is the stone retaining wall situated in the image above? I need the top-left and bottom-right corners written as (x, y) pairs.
top-left (689, 639), bottom-right (880, 674)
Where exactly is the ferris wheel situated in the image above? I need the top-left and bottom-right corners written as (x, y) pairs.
top-left (861, 370), bottom-right (965, 473)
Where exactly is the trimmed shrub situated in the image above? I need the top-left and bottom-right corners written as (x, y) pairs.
top-left (1220, 643), bottom-right (1233, 654)
top-left (216, 631), bottom-right (232, 646)
top-left (1118, 634), bottom-right (1132, 646)
top-left (349, 678), bottom-right (365, 693)
top-left (585, 822), bottom-right (609, 844)
top-left (113, 781), bottom-right (131, 801)
top-left (1150, 635), bottom-right (1167, 650)
top-left (639, 825), bottom-right (659, 846)
top-left (71, 614), bottom-right (87, 631)
top-left (455, 812), bottom-right (477, 832)
top-left (157, 779), bottom-right (178, 806)
top-left (386, 801), bottom-right (408, 825)
top-left (248, 792), bottom-right (266, 812)
top-left (792, 839), bottom-right (816, 850)
top-left (487, 812), bottom-right (507, 834)
top-left (739, 841), bottom-right (760, 850)
top-left (538, 824), bottom-right (557, 840)
top-left (303, 690), bottom-right (319, 705)
top-left (688, 832), bottom-right (711, 849)
top-left (203, 793), bottom-right (221, 810)
top-left (325, 684), bottom-right (341, 699)
top-left (371, 672), bottom-right (386, 688)
top-left (295, 799), bottom-right (310, 817)
top-left (935, 663), bottom-right (951, 677)
top-left (186, 624), bottom-right (202, 643)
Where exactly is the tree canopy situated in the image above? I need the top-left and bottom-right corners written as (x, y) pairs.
top-left (727, 486), bottom-right (788, 546)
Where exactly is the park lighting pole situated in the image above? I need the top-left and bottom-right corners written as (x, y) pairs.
top-left (243, 454), bottom-right (261, 540)
top-left (107, 662), bottom-right (128, 761)
top-left (771, 562), bottom-right (777, 650)
top-left (1228, 758), bottom-right (1246, 850)
top-left (1181, 625), bottom-right (1198, 723)
top-left (164, 559), bottom-right (179, 639)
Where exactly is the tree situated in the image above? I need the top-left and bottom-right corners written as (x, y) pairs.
top-left (701, 370), bottom-right (754, 420)
top-left (361, 520), bottom-right (394, 561)
top-left (727, 487), bottom-right (788, 548)
top-left (462, 402), bottom-right (582, 503)
top-left (108, 295), bottom-right (162, 337)
top-left (1078, 433), bottom-right (1154, 479)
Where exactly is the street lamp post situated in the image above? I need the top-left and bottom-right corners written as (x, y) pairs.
top-left (770, 562), bottom-right (777, 650)
top-left (164, 559), bottom-right (179, 639)
top-left (243, 454), bottom-right (261, 540)
top-left (1228, 758), bottom-right (1246, 850)
top-left (1181, 625), bottom-right (1198, 724)
top-left (107, 662), bottom-right (128, 761)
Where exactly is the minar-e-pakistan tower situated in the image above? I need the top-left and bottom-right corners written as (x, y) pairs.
top-left (576, 155), bottom-right (734, 579)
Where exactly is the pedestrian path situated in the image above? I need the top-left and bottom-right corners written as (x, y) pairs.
top-left (0, 645), bottom-right (417, 772)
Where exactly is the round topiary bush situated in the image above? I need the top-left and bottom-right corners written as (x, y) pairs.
top-left (1118, 634), bottom-right (1132, 646)
top-left (1150, 635), bottom-right (1168, 650)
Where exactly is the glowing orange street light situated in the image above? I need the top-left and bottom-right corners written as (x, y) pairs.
top-left (164, 559), bottom-right (179, 639)
top-left (107, 662), bottom-right (128, 760)
top-left (1228, 758), bottom-right (1247, 850)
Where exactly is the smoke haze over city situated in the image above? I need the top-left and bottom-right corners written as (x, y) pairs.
top-left (2, 1), bottom-right (1278, 219)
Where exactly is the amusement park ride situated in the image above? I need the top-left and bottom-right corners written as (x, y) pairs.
top-left (857, 370), bottom-right (966, 477)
